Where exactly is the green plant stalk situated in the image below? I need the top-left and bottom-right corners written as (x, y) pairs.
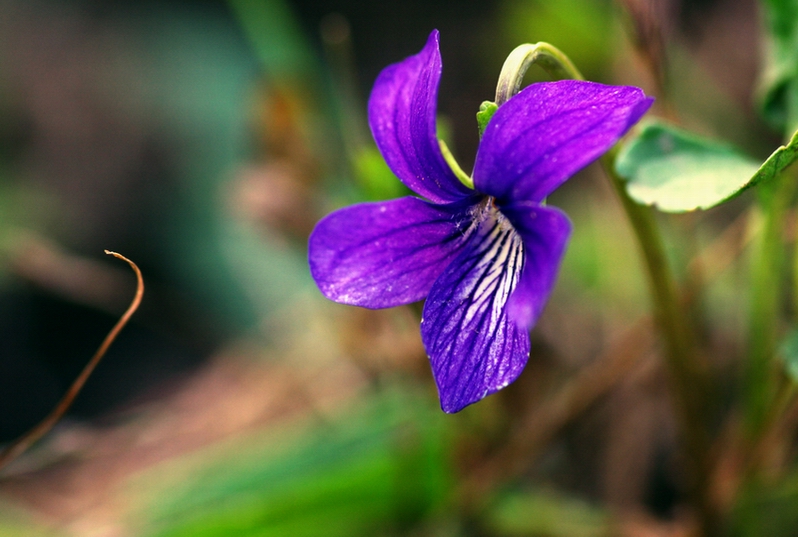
top-left (748, 77), bottom-right (798, 440)
top-left (745, 175), bottom-right (793, 438)
top-left (495, 40), bottom-right (718, 534)
top-left (602, 151), bottom-right (718, 536)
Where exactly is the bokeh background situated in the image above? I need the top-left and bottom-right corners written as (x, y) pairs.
top-left (0, 0), bottom-right (787, 535)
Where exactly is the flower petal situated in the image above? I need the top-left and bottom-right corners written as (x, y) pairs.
top-left (473, 80), bottom-right (653, 203)
top-left (368, 30), bottom-right (473, 203)
top-left (421, 207), bottom-right (530, 413)
top-left (500, 203), bottom-right (572, 329)
top-left (308, 196), bottom-right (478, 309)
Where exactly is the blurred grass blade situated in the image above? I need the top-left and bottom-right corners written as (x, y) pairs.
top-left (228, 0), bottom-right (317, 78)
top-left (137, 387), bottom-right (452, 537)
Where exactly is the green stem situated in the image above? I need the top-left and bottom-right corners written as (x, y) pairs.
top-left (747, 73), bottom-right (798, 438)
top-left (746, 173), bottom-right (795, 436)
top-left (493, 38), bottom-right (718, 535)
top-left (602, 152), bottom-right (718, 536)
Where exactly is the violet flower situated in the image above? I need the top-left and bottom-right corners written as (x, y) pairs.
top-left (309, 31), bottom-right (652, 412)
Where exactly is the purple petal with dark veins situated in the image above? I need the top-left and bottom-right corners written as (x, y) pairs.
top-left (308, 195), bottom-right (479, 309)
top-left (421, 206), bottom-right (530, 413)
top-left (500, 202), bottom-right (572, 329)
top-left (474, 80), bottom-right (653, 203)
top-left (368, 30), bottom-right (473, 204)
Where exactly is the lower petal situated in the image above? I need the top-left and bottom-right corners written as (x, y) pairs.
top-left (308, 196), bottom-right (477, 309)
top-left (500, 203), bottom-right (572, 329)
top-left (421, 207), bottom-right (530, 413)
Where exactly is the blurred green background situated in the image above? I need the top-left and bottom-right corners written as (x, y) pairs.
top-left (0, 0), bottom-right (790, 535)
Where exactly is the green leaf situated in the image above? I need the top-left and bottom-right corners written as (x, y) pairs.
top-left (615, 121), bottom-right (798, 212)
top-left (752, 127), bottom-right (798, 190)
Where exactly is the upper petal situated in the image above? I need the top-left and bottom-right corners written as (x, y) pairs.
top-left (421, 206), bottom-right (530, 413)
top-left (308, 195), bottom-right (478, 309)
top-left (368, 30), bottom-right (473, 203)
top-left (473, 80), bottom-right (653, 203)
top-left (500, 202), bottom-right (572, 329)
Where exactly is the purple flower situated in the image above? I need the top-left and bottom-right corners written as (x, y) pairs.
top-left (308, 31), bottom-right (652, 412)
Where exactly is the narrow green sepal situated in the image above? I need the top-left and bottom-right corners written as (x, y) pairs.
top-left (438, 139), bottom-right (474, 189)
top-left (477, 101), bottom-right (498, 138)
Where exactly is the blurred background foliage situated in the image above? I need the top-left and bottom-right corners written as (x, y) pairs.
top-left (0, 0), bottom-right (793, 535)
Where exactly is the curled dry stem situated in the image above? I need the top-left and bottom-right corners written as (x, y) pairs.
top-left (0, 251), bottom-right (143, 473)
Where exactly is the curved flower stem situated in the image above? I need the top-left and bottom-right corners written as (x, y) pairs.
top-left (0, 251), bottom-right (143, 472)
top-left (493, 40), bottom-right (717, 534)
top-left (494, 43), bottom-right (583, 105)
top-left (601, 151), bottom-right (718, 536)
